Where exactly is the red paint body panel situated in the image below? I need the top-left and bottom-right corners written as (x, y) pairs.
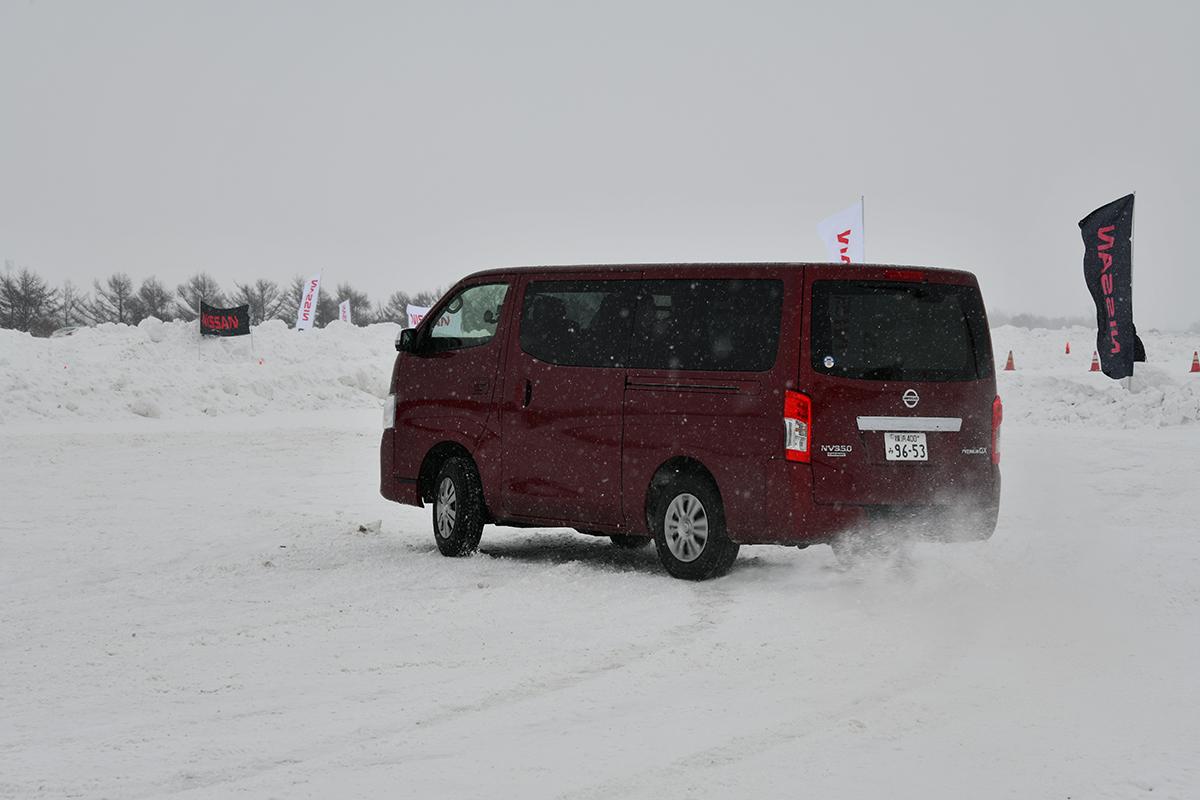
top-left (621, 374), bottom-right (770, 539)
top-left (499, 348), bottom-right (627, 524)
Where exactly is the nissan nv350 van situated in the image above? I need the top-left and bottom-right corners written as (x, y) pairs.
top-left (381, 263), bottom-right (1001, 580)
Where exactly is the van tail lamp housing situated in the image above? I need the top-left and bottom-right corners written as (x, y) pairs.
top-left (784, 390), bottom-right (812, 463)
top-left (991, 394), bottom-right (1003, 465)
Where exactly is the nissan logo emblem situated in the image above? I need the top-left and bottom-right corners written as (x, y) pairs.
top-left (902, 389), bottom-right (919, 408)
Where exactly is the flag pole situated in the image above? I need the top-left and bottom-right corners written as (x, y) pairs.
top-left (1123, 194), bottom-right (1132, 393)
top-left (860, 194), bottom-right (866, 262)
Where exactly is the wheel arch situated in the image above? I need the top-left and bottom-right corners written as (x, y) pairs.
top-left (644, 456), bottom-right (721, 533)
top-left (418, 441), bottom-right (476, 505)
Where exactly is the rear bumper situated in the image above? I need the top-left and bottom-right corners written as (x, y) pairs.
top-left (380, 430), bottom-right (423, 506)
top-left (748, 460), bottom-right (999, 545)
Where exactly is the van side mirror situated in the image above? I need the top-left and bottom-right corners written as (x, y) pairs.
top-left (396, 328), bottom-right (418, 353)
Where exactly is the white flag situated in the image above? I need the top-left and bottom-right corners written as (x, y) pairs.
top-left (406, 303), bottom-right (457, 332)
top-left (817, 200), bottom-right (865, 264)
top-left (295, 273), bottom-right (322, 330)
top-left (339, 299), bottom-right (352, 324)
top-left (405, 304), bottom-right (430, 329)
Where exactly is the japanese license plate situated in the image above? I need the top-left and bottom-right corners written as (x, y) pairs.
top-left (884, 432), bottom-right (928, 461)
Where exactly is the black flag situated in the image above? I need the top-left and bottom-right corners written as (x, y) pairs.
top-left (200, 301), bottom-right (251, 337)
top-left (1079, 194), bottom-right (1144, 379)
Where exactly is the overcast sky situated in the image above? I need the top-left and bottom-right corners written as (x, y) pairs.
top-left (1, 1), bottom-right (1197, 327)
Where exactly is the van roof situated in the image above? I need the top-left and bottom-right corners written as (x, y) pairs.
top-left (466, 262), bottom-right (978, 281)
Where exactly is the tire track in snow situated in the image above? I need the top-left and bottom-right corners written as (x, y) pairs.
top-left (557, 568), bottom-right (985, 800)
top-left (409, 578), bottom-right (739, 731)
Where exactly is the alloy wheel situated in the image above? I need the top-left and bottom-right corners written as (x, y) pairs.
top-left (664, 492), bottom-right (708, 563)
top-left (436, 476), bottom-right (457, 539)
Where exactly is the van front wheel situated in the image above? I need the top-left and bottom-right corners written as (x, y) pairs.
top-left (652, 478), bottom-right (739, 580)
top-left (432, 457), bottom-right (485, 557)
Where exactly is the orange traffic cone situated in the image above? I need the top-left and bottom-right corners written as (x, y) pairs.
top-left (1090, 352), bottom-right (1101, 372)
top-left (1003, 350), bottom-right (1015, 371)
top-left (1190, 351), bottom-right (1200, 373)
top-left (1065, 341), bottom-right (1071, 355)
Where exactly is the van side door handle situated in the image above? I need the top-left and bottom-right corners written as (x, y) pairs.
top-left (522, 379), bottom-right (533, 408)
top-left (471, 378), bottom-right (490, 395)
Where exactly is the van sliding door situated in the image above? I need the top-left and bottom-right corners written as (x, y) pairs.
top-left (498, 277), bottom-right (636, 524)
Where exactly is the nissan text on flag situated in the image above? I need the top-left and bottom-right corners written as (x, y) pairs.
top-left (1080, 194), bottom-right (1146, 379)
top-left (380, 263), bottom-right (1001, 580)
top-left (295, 274), bottom-right (321, 331)
top-left (817, 199), bottom-right (865, 263)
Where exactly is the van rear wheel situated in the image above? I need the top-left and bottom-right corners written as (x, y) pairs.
top-left (432, 457), bottom-right (485, 557)
top-left (652, 477), bottom-right (738, 580)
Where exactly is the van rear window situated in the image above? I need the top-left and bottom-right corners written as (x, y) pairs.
top-left (810, 281), bottom-right (992, 381)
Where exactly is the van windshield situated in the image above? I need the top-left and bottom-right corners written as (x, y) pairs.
top-left (810, 280), bottom-right (992, 382)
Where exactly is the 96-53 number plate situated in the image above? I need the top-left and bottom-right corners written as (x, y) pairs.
top-left (885, 432), bottom-right (928, 461)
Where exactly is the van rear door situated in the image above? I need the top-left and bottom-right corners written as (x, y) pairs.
top-left (801, 267), bottom-right (997, 507)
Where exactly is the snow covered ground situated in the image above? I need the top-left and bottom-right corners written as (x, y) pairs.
top-left (2, 323), bottom-right (1199, 798)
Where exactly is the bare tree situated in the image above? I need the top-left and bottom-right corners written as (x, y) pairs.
top-left (316, 293), bottom-right (339, 327)
top-left (286, 275), bottom-right (311, 328)
top-left (132, 276), bottom-right (175, 322)
top-left (232, 279), bottom-right (290, 325)
top-left (372, 287), bottom-right (443, 326)
top-left (58, 281), bottom-right (87, 329)
top-left (376, 290), bottom-right (412, 325)
top-left (412, 288), bottom-right (443, 307)
top-left (81, 273), bottom-right (136, 325)
top-left (0, 267), bottom-right (60, 335)
top-left (175, 273), bottom-right (224, 320)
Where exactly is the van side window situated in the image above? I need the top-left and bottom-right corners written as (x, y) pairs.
top-left (629, 279), bottom-right (783, 372)
top-left (425, 283), bottom-right (509, 354)
top-left (519, 280), bottom-right (636, 367)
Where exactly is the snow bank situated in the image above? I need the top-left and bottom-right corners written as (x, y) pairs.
top-left (1, 321), bottom-right (1197, 427)
top-left (993, 326), bottom-right (1200, 428)
top-left (0, 319), bottom-right (397, 425)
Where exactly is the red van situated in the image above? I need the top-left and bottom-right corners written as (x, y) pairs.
top-left (380, 264), bottom-right (1001, 580)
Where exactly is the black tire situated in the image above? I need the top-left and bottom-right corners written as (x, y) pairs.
top-left (651, 476), bottom-right (739, 580)
top-left (610, 533), bottom-right (652, 550)
top-left (432, 457), bottom-right (485, 557)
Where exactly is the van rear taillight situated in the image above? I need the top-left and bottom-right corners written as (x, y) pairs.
top-left (784, 390), bottom-right (812, 463)
top-left (991, 395), bottom-right (1003, 465)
